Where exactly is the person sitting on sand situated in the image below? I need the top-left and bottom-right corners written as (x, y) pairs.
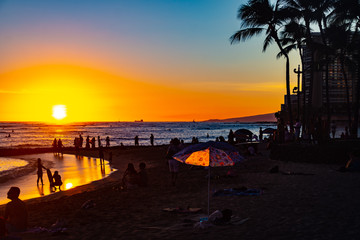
top-left (36, 158), bottom-right (46, 185)
top-left (4, 187), bottom-right (28, 233)
top-left (53, 171), bottom-right (63, 190)
top-left (166, 138), bottom-right (181, 186)
top-left (122, 163), bottom-right (138, 189)
top-left (138, 162), bottom-right (148, 187)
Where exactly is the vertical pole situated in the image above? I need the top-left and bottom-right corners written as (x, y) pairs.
top-left (208, 166), bottom-right (210, 217)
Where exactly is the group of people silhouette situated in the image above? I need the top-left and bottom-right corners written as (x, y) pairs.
top-left (73, 134), bottom-right (111, 149)
top-left (121, 162), bottom-right (148, 189)
top-left (52, 138), bottom-right (63, 155)
top-left (134, 134), bottom-right (155, 146)
top-left (37, 158), bottom-right (62, 191)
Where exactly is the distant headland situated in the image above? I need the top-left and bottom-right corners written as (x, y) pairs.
top-left (204, 113), bottom-right (276, 123)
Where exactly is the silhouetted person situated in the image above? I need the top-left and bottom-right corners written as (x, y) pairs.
top-left (331, 121), bottom-right (336, 139)
top-left (36, 158), bottom-right (46, 185)
top-left (98, 136), bottom-right (101, 148)
top-left (57, 138), bottom-right (63, 155)
top-left (106, 136), bottom-right (110, 147)
top-left (122, 163), bottom-right (138, 189)
top-left (86, 136), bottom-right (90, 149)
top-left (79, 134), bottom-right (83, 148)
top-left (138, 162), bottom-right (148, 187)
top-left (4, 187), bottom-right (28, 233)
top-left (134, 135), bottom-right (139, 146)
top-left (259, 127), bottom-right (263, 142)
top-left (91, 137), bottom-right (96, 148)
top-left (228, 129), bottom-right (235, 144)
top-left (166, 138), bottom-right (181, 186)
top-left (53, 171), bottom-right (63, 190)
top-left (52, 138), bottom-right (57, 153)
top-left (150, 134), bottom-right (154, 146)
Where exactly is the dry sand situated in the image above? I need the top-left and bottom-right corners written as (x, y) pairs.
top-left (1, 144), bottom-right (360, 240)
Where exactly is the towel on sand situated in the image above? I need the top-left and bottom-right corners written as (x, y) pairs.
top-left (213, 188), bottom-right (262, 196)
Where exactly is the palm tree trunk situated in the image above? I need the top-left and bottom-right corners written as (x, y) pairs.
top-left (286, 55), bottom-right (294, 132)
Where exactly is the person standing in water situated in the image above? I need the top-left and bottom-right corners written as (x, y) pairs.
top-left (150, 134), bottom-right (154, 146)
top-left (37, 158), bottom-right (46, 185)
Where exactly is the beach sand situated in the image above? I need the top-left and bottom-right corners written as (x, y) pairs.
top-left (1, 144), bottom-right (360, 240)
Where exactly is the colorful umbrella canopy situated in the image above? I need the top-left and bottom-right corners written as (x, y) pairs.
top-left (173, 141), bottom-right (244, 166)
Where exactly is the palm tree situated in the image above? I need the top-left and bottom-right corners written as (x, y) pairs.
top-left (326, 24), bottom-right (354, 131)
top-left (312, 0), bottom-right (335, 128)
top-left (330, 0), bottom-right (360, 138)
top-left (280, 21), bottom-right (307, 131)
top-left (230, 0), bottom-right (294, 132)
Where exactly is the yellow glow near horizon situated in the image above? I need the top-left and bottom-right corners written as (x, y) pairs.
top-left (52, 105), bottom-right (67, 120)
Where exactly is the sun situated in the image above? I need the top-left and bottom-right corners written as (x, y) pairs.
top-left (52, 105), bottom-right (67, 120)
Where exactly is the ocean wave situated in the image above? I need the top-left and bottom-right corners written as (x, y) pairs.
top-left (0, 159), bottom-right (35, 183)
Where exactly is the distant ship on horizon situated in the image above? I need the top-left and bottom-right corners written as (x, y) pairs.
top-left (134, 119), bottom-right (144, 122)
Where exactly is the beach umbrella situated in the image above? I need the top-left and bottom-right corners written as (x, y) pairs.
top-left (234, 129), bottom-right (253, 137)
top-left (262, 128), bottom-right (276, 134)
top-left (173, 141), bottom-right (244, 216)
top-left (234, 129), bottom-right (253, 142)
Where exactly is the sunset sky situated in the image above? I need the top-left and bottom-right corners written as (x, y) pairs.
top-left (0, 0), bottom-right (300, 123)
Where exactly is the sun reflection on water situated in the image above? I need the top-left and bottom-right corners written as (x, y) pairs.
top-left (65, 182), bottom-right (73, 190)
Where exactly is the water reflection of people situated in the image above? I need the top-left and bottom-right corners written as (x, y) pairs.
top-left (4, 187), bottom-right (28, 233)
top-left (99, 146), bottom-right (105, 165)
top-left (100, 164), bottom-right (106, 177)
top-left (37, 184), bottom-right (44, 196)
top-left (37, 158), bottom-right (46, 185)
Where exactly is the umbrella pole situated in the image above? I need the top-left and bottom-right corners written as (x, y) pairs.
top-left (208, 166), bottom-right (210, 217)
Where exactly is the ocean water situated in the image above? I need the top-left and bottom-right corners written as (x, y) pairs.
top-left (0, 157), bottom-right (28, 172)
top-left (0, 121), bottom-right (276, 149)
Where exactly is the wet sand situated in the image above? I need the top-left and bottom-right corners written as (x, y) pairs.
top-left (0, 153), bottom-right (115, 205)
top-left (1, 144), bottom-right (360, 240)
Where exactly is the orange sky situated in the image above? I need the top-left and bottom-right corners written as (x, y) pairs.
top-left (0, 1), bottom-right (300, 123)
top-left (0, 64), bottom-right (285, 122)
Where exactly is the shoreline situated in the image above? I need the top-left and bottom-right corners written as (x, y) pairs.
top-left (1, 144), bottom-right (360, 239)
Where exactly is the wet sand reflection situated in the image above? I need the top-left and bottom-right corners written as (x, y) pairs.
top-left (0, 153), bottom-right (116, 205)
